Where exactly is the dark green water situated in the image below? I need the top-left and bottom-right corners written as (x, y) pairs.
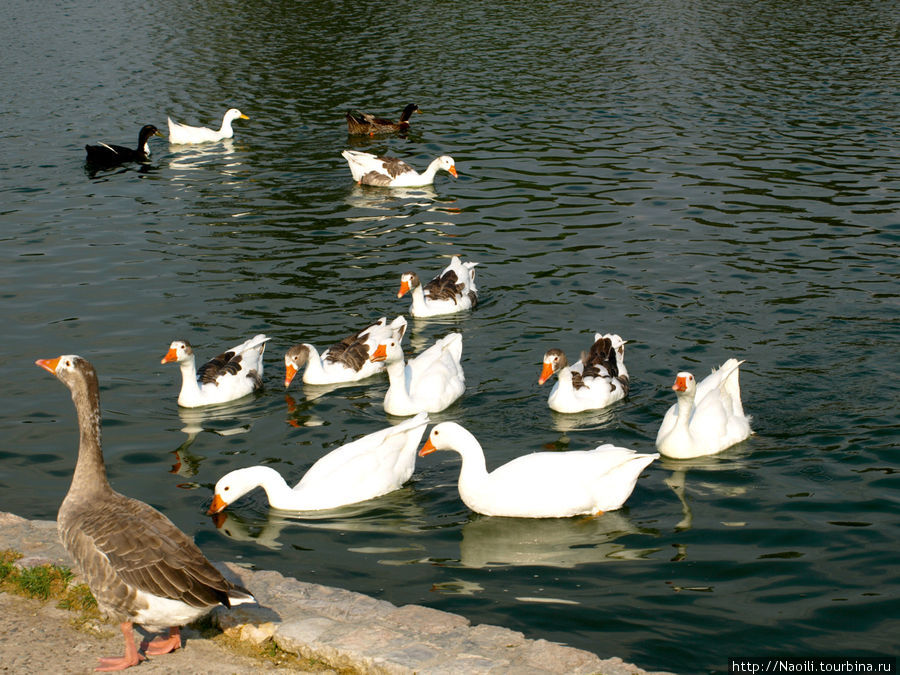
top-left (2, 1), bottom-right (898, 672)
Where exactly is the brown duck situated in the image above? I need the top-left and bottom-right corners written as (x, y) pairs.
top-left (36, 354), bottom-right (254, 671)
top-left (346, 103), bottom-right (419, 135)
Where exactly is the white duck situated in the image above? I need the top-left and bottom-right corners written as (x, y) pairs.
top-left (341, 149), bottom-right (457, 187)
top-left (370, 332), bottom-right (465, 416)
top-left (167, 108), bottom-right (249, 144)
top-left (655, 358), bottom-right (752, 459)
top-left (398, 256), bottom-right (479, 318)
top-left (36, 355), bottom-right (254, 671)
top-left (419, 422), bottom-right (658, 518)
top-left (208, 413), bottom-right (429, 512)
top-left (284, 316), bottom-right (407, 387)
top-left (162, 334), bottom-right (269, 408)
top-left (539, 333), bottom-right (630, 413)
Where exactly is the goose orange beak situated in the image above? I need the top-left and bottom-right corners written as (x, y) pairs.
top-left (448, 166), bottom-right (458, 178)
top-left (207, 493), bottom-right (228, 515)
top-left (35, 357), bottom-right (61, 374)
top-left (284, 364), bottom-right (298, 388)
top-left (161, 348), bottom-right (177, 364)
top-left (419, 438), bottom-right (436, 457)
top-left (673, 375), bottom-right (688, 391)
top-left (370, 344), bottom-right (387, 363)
top-left (538, 362), bottom-right (554, 385)
top-left (397, 281), bottom-right (410, 298)
top-left (240, 114), bottom-right (249, 120)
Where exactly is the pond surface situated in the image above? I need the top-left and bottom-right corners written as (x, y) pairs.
top-left (1, 1), bottom-right (898, 672)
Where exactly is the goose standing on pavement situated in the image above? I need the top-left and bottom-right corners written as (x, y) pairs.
top-left (36, 354), bottom-right (254, 671)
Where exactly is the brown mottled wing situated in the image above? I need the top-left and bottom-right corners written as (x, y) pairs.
top-left (197, 350), bottom-right (242, 385)
top-left (60, 492), bottom-right (246, 613)
top-left (378, 156), bottom-right (414, 178)
top-left (424, 269), bottom-right (465, 303)
top-left (324, 328), bottom-right (370, 372)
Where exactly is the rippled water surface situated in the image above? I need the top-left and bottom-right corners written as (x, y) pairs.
top-left (2, 1), bottom-right (898, 672)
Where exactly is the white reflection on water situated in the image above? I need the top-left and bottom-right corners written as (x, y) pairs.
top-left (458, 511), bottom-right (659, 569)
top-left (211, 488), bottom-right (428, 550)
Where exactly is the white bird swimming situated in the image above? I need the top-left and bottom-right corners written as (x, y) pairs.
top-left (167, 108), bottom-right (249, 144)
top-left (161, 334), bottom-right (269, 408)
top-left (398, 256), bottom-right (479, 318)
top-left (341, 149), bottom-right (457, 187)
top-left (539, 333), bottom-right (630, 413)
top-left (284, 316), bottom-right (407, 387)
top-left (655, 358), bottom-right (752, 459)
top-left (207, 413), bottom-right (429, 512)
top-left (370, 332), bottom-right (465, 416)
top-left (419, 422), bottom-right (658, 518)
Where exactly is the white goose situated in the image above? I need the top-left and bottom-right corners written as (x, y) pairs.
top-left (284, 316), bottom-right (407, 387)
top-left (419, 422), bottom-right (658, 518)
top-left (36, 355), bottom-right (254, 671)
top-left (370, 332), bottom-right (465, 416)
top-left (539, 333), bottom-right (630, 413)
top-left (341, 149), bottom-right (457, 187)
top-left (398, 256), bottom-right (479, 318)
top-left (207, 413), bottom-right (429, 513)
top-left (162, 334), bottom-right (269, 408)
top-left (167, 108), bottom-right (249, 144)
top-left (655, 358), bottom-right (752, 459)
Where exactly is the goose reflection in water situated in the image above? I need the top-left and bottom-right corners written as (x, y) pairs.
top-left (209, 487), bottom-right (428, 551)
top-left (458, 512), bottom-right (659, 569)
top-left (168, 404), bottom-right (254, 477)
top-left (167, 138), bottom-right (243, 179)
top-left (660, 453), bottom-right (751, 534)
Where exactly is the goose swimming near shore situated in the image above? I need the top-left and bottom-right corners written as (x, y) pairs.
top-left (418, 422), bottom-right (658, 518)
top-left (36, 354), bottom-right (254, 671)
top-left (161, 334), bottom-right (270, 407)
top-left (655, 358), bottom-right (752, 459)
top-left (208, 413), bottom-right (429, 513)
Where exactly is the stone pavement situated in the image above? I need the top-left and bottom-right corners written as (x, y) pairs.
top-left (0, 511), bottom-right (673, 674)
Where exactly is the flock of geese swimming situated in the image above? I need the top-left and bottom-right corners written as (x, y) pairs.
top-left (47, 104), bottom-right (753, 670)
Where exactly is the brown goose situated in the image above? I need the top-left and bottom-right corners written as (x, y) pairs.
top-left (345, 103), bottom-right (419, 136)
top-left (36, 354), bottom-right (255, 671)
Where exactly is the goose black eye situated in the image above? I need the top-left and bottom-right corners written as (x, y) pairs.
top-left (223, 486), bottom-right (230, 491)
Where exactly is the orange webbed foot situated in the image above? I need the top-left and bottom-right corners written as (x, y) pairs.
top-left (141, 627), bottom-right (181, 655)
top-left (95, 622), bottom-right (144, 671)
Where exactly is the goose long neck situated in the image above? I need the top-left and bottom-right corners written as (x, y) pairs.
top-left (252, 468), bottom-right (294, 509)
top-left (384, 356), bottom-right (412, 400)
top-left (302, 344), bottom-right (325, 377)
top-left (410, 283), bottom-right (429, 312)
top-left (674, 389), bottom-right (695, 429)
top-left (452, 427), bottom-right (489, 484)
top-left (68, 372), bottom-right (109, 497)
top-left (178, 355), bottom-right (202, 398)
top-left (555, 365), bottom-right (574, 389)
top-left (421, 159), bottom-right (443, 182)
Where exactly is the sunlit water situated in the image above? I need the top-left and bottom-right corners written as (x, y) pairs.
top-left (1, 2), bottom-right (898, 672)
